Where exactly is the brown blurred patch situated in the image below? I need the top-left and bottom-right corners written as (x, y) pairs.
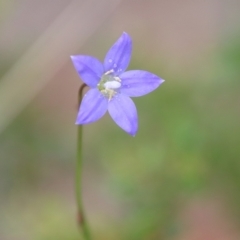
top-left (176, 196), bottom-right (240, 240)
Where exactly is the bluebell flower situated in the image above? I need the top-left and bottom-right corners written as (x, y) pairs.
top-left (71, 32), bottom-right (164, 136)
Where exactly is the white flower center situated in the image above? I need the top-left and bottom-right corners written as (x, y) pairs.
top-left (104, 80), bottom-right (121, 90)
top-left (97, 70), bottom-right (121, 101)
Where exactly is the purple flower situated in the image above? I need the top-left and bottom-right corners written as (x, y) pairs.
top-left (71, 32), bottom-right (164, 136)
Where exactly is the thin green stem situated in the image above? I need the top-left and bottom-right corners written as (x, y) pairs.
top-left (75, 83), bottom-right (91, 240)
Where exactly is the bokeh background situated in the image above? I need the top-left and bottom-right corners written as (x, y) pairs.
top-left (1, 0), bottom-right (240, 239)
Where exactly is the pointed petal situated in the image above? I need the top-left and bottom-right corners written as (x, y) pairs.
top-left (71, 55), bottom-right (103, 88)
top-left (108, 94), bottom-right (138, 136)
top-left (120, 70), bottom-right (164, 97)
top-left (104, 32), bottom-right (132, 75)
top-left (76, 88), bottom-right (108, 124)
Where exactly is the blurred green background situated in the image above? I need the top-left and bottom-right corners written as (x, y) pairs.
top-left (1, 0), bottom-right (240, 239)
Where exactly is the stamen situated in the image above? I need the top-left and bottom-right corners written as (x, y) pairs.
top-left (108, 89), bottom-right (115, 102)
top-left (104, 69), bottom-right (114, 75)
top-left (114, 76), bottom-right (121, 82)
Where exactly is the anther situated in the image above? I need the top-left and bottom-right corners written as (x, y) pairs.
top-left (104, 69), bottom-right (114, 75)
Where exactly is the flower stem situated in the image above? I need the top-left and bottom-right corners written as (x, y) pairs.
top-left (75, 83), bottom-right (91, 240)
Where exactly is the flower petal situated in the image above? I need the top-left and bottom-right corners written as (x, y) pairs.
top-left (108, 94), bottom-right (138, 136)
top-left (120, 70), bottom-right (164, 97)
top-left (104, 32), bottom-right (132, 75)
top-left (76, 88), bottom-right (108, 124)
top-left (71, 55), bottom-right (104, 88)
